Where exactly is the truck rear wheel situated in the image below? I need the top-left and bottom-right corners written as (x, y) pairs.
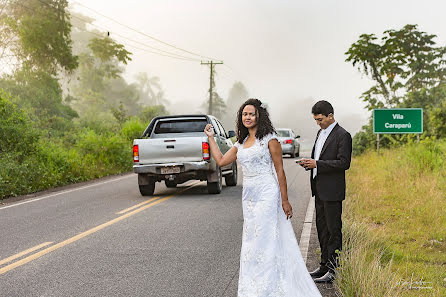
top-left (138, 173), bottom-right (155, 196)
top-left (139, 184), bottom-right (155, 196)
top-left (207, 168), bottom-right (222, 194)
top-left (138, 176), bottom-right (155, 196)
top-left (224, 162), bottom-right (238, 186)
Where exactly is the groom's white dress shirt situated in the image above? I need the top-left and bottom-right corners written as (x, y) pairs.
top-left (313, 121), bottom-right (337, 179)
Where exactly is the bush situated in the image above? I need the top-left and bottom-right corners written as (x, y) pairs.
top-left (120, 117), bottom-right (145, 141)
top-left (0, 90), bottom-right (155, 200)
top-left (75, 128), bottom-right (131, 171)
top-left (77, 110), bottom-right (120, 135)
top-left (402, 138), bottom-right (445, 173)
top-left (429, 101), bottom-right (446, 138)
top-left (0, 90), bottom-right (39, 155)
top-left (139, 105), bottom-right (167, 124)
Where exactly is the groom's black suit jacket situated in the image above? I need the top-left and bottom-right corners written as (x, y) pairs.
top-left (310, 123), bottom-right (352, 201)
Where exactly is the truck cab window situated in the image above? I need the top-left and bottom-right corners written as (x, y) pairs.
top-left (216, 120), bottom-right (227, 138)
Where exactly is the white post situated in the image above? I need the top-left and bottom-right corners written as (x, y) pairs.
top-left (377, 134), bottom-right (380, 156)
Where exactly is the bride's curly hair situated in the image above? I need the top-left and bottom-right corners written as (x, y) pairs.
top-left (236, 98), bottom-right (276, 144)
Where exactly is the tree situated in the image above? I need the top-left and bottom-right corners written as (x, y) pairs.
top-left (430, 100), bottom-right (446, 138)
top-left (139, 105), bottom-right (168, 124)
top-left (69, 36), bottom-right (133, 128)
top-left (227, 81), bottom-right (249, 107)
top-left (201, 66), bottom-right (226, 118)
top-left (346, 24), bottom-right (446, 153)
top-left (135, 72), bottom-right (168, 106)
top-left (0, 0), bottom-right (79, 132)
top-left (0, 90), bottom-right (38, 155)
top-left (223, 81), bottom-right (249, 128)
top-left (66, 14), bottom-right (169, 131)
top-left (111, 102), bottom-right (129, 125)
top-left (200, 90), bottom-right (226, 119)
top-left (345, 24), bottom-right (446, 111)
top-left (210, 91), bottom-right (226, 119)
top-left (1, 0), bottom-right (78, 75)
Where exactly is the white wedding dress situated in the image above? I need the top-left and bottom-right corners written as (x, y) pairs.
top-left (234, 133), bottom-right (322, 297)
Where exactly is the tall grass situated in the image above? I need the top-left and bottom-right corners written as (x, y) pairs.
top-left (336, 222), bottom-right (403, 297)
top-left (335, 139), bottom-right (446, 296)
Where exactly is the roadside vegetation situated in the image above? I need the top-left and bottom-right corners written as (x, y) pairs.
top-left (346, 24), bottom-right (446, 155)
top-left (336, 140), bottom-right (446, 296)
top-left (335, 23), bottom-right (446, 297)
top-left (0, 89), bottom-right (144, 199)
top-left (0, 0), bottom-right (162, 200)
top-left (0, 0), bottom-right (248, 200)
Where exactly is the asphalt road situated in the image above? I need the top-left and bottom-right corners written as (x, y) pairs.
top-left (0, 156), bottom-right (338, 297)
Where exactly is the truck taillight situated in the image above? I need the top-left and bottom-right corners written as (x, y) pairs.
top-left (133, 145), bottom-right (139, 162)
top-left (202, 142), bottom-right (210, 160)
top-left (284, 139), bottom-right (292, 144)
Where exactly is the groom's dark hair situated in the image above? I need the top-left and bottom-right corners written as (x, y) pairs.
top-left (312, 100), bottom-right (334, 116)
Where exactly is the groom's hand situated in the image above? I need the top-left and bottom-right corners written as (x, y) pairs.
top-left (301, 158), bottom-right (317, 169)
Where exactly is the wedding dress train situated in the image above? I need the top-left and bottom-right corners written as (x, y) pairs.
top-left (234, 133), bottom-right (322, 297)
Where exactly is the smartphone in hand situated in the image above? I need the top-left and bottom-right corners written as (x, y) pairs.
top-left (295, 158), bottom-right (306, 165)
top-left (296, 158), bottom-right (311, 171)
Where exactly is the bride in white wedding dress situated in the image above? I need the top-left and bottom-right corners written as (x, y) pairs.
top-left (204, 99), bottom-right (322, 297)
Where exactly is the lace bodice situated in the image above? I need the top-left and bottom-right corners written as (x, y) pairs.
top-left (235, 132), bottom-right (323, 296)
top-left (234, 133), bottom-right (279, 179)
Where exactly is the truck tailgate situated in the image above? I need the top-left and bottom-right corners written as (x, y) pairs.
top-left (135, 137), bottom-right (206, 164)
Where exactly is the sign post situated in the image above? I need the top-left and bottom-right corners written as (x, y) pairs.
top-left (373, 108), bottom-right (423, 154)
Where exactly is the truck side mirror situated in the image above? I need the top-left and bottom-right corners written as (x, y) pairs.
top-left (295, 135), bottom-right (300, 138)
top-left (228, 130), bottom-right (236, 138)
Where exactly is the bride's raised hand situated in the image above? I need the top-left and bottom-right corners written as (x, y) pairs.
top-left (204, 124), bottom-right (215, 137)
top-left (282, 200), bottom-right (293, 219)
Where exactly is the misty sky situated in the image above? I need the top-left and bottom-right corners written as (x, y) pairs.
top-left (72, 0), bottom-right (446, 142)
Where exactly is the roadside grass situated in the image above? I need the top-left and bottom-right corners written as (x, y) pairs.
top-left (336, 139), bottom-right (446, 296)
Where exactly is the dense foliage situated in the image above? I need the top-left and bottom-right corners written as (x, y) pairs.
top-left (0, 1), bottom-right (246, 200)
top-left (346, 24), bottom-right (446, 154)
top-left (0, 1), bottom-right (166, 199)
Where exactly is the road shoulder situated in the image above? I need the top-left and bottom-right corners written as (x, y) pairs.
top-left (0, 172), bottom-right (133, 207)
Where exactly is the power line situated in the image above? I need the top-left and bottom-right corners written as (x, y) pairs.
top-left (70, 24), bottom-right (198, 62)
top-left (8, 1), bottom-right (202, 81)
top-left (8, 0), bottom-right (235, 101)
top-left (14, 0), bottom-right (228, 67)
top-left (123, 43), bottom-right (201, 62)
top-left (70, 17), bottom-right (201, 62)
top-left (32, 0), bottom-right (201, 62)
top-left (72, 1), bottom-right (221, 62)
top-left (69, 12), bottom-right (201, 61)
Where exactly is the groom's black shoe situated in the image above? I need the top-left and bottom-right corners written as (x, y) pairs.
top-left (309, 266), bottom-right (328, 278)
top-left (314, 271), bottom-right (335, 283)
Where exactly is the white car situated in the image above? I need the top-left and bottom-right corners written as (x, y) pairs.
top-left (276, 128), bottom-right (300, 158)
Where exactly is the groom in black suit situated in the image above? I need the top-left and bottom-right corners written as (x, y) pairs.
top-left (299, 100), bottom-right (352, 283)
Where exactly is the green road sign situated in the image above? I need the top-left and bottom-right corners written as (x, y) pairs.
top-left (373, 108), bottom-right (423, 134)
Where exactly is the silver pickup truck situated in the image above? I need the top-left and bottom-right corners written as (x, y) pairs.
top-left (133, 114), bottom-right (238, 196)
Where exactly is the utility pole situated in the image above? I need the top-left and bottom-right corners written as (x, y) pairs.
top-left (201, 60), bottom-right (223, 115)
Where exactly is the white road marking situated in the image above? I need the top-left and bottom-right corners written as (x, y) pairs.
top-left (299, 195), bottom-right (315, 263)
top-left (0, 174), bottom-right (134, 211)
